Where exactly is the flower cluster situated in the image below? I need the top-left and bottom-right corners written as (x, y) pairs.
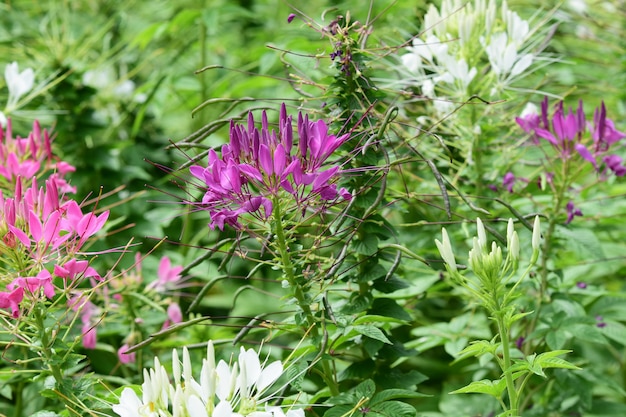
top-left (0, 175), bottom-right (108, 318)
top-left (0, 119), bottom-right (76, 193)
top-left (400, 0), bottom-right (542, 115)
top-left (516, 98), bottom-right (626, 175)
top-left (190, 104), bottom-right (351, 230)
top-left (113, 342), bottom-right (304, 417)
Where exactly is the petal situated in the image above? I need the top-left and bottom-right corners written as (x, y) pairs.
top-left (257, 360), bottom-right (283, 392)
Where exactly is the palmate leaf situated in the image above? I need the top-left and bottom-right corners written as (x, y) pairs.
top-left (453, 338), bottom-right (498, 363)
top-left (450, 378), bottom-right (507, 398)
top-left (507, 350), bottom-right (581, 378)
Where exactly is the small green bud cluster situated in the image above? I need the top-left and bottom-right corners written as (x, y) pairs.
top-left (436, 216), bottom-right (541, 313)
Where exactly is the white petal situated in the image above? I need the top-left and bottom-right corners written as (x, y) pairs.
top-left (510, 54), bottom-right (533, 77)
top-left (187, 395), bottom-right (209, 417)
top-left (257, 361), bottom-right (283, 392)
top-left (112, 388), bottom-right (143, 417)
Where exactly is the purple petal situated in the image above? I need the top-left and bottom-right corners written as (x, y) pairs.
top-left (259, 144), bottom-right (274, 176)
top-left (574, 143), bottom-right (597, 169)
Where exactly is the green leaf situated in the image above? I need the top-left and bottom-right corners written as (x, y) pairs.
top-left (369, 298), bottom-right (411, 322)
top-left (454, 339), bottom-right (498, 363)
top-left (450, 379), bottom-right (507, 398)
top-left (354, 234), bottom-right (379, 256)
top-left (554, 225), bottom-right (605, 259)
top-left (506, 311), bottom-right (533, 326)
top-left (354, 315), bottom-right (407, 325)
top-left (355, 325), bottom-right (392, 344)
top-left (372, 275), bottom-right (410, 293)
top-left (324, 404), bottom-right (356, 417)
top-left (371, 400), bottom-right (417, 417)
top-left (600, 320), bottom-right (626, 346)
top-left (370, 389), bottom-right (430, 405)
top-left (355, 379), bottom-right (376, 400)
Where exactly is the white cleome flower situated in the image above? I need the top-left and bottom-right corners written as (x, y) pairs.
top-left (4, 62), bottom-right (35, 108)
top-left (112, 341), bottom-right (304, 417)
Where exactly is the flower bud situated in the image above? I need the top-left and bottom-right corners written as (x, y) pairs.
top-left (476, 218), bottom-right (487, 251)
top-left (530, 216), bottom-right (541, 263)
top-left (506, 218), bottom-right (515, 248)
top-left (510, 231), bottom-right (520, 261)
top-left (435, 228), bottom-right (457, 273)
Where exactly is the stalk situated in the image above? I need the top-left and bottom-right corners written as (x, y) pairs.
top-left (496, 313), bottom-right (519, 416)
top-left (271, 197), bottom-right (339, 396)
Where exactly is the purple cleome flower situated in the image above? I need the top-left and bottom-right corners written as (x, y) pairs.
top-left (190, 104), bottom-right (351, 230)
top-left (516, 98), bottom-right (626, 176)
top-left (565, 201), bottom-right (583, 225)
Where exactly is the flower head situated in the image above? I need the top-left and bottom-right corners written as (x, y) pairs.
top-left (4, 62), bottom-right (35, 108)
top-left (112, 341), bottom-right (304, 417)
top-left (190, 104), bottom-right (351, 230)
top-left (516, 98), bottom-right (625, 176)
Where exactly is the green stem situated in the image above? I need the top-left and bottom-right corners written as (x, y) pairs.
top-left (496, 313), bottom-right (519, 416)
top-left (33, 306), bottom-right (81, 414)
top-left (34, 307), bottom-right (65, 384)
top-left (271, 198), bottom-right (339, 396)
top-left (14, 381), bottom-right (24, 417)
top-left (272, 199), bottom-right (315, 328)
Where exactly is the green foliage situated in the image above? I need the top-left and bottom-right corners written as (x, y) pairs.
top-left (1, 0), bottom-right (625, 416)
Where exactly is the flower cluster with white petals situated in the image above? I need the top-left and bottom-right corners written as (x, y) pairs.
top-left (112, 342), bottom-right (304, 417)
top-left (400, 0), bottom-right (545, 116)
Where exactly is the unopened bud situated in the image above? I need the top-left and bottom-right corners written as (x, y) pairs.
top-left (531, 216), bottom-right (541, 263)
top-left (510, 231), bottom-right (520, 260)
top-left (435, 228), bottom-right (457, 273)
top-left (506, 219), bottom-right (515, 248)
top-left (476, 218), bottom-right (487, 251)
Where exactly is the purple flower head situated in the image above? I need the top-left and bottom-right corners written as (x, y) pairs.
top-left (190, 104), bottom-right (352, 230)
top-left (603, 154), bottom-right (626, 176)
top-left (565, 200), bottom-right (583, 224)
top-left (287, 13), bottom-right (296, 23)
top-left (518, 99), bottom-right (625, 176)
top-left (515, 336), bottom-right (525, 350)
top-left (503, 172), bottom-right (516, 193)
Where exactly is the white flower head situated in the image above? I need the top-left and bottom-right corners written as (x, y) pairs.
top-left (112, 342), bottom-right (302, 417)
top-left (5, 62), bottom-right (35, 108)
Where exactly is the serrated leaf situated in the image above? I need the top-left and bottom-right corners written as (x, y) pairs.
top-left (371, 400), bottom-right (417, 417)
top-left (554, 225), bottom-right (604, 259)
top-left (356, 379), bottom-right (376, 400)
top-left (453, 339), bottom-right (498, 363)
top-left (324, 404), bottom-right (356, 417)
top-left (450, 379), bottom-right (507, 398)
top-left (507, 311), bottom-right (533, 326)
top-left (354, 325), bottom-right (392, 344)
top-left (369, 389), bottom-right (430, 405)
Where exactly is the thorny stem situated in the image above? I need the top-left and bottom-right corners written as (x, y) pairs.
top-left (271, 196), bottom-right (339, 396)
top-left (33, 306), bottom-right (80, 415)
